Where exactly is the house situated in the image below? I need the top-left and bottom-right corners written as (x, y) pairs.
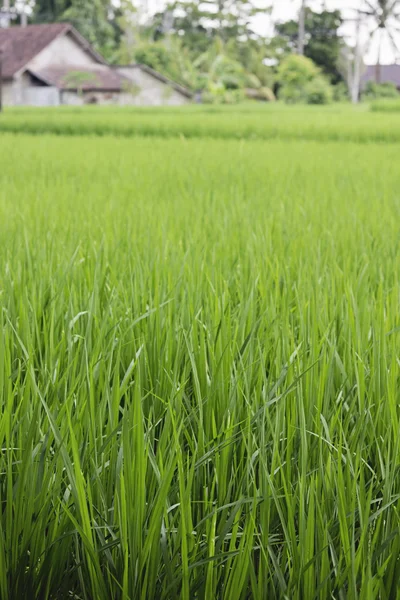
top-left (361, 64), bottom-right (400, 90)
top-left (0, 23), bottom-right (192, 106)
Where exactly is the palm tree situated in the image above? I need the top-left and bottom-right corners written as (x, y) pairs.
top-left (358, 0), bottom-right (400, 83)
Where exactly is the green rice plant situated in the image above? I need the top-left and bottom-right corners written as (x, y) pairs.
top-left (0, 132), bottom-right (399, 599)
top-left (2, 104), bottom-right (400, 143)
top-left (370, 99), bottom-right (400, 112)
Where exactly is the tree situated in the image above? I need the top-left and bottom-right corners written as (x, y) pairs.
top-left (337, 13), bottom-right (366, 104)
top-left (277, 53), bottom-right (319, 87)
top-left (8, 0), bottom-right (33, 24)
top-left (298, 0), bottom-right (306, 55)
top-left (115, 0), bottom-right (142, 64)
top-left (194, 37), bottom-right (246, 88)
top-left (133, 39), bottom-right (197, 89)
top-left (63, 0), bottom-right (116, 58)
top-left (147, 2), bottom-right (212, 57)
top-left (139, 0), bottom-right (275, 94)
top-left (339, 1), bottom-right (400, 102)
top-left (63, 70), bottom-right (98, 96)
top-left (276, 54), bottom-right (332, 104)
top-left (32, 0), bottom-right (121, 60)
top-left (356, 0), bottom-right (400, 83)
top-left (150, 0), bottom-right (272, 49)
top-left (226, 37), bottom-right (274, 87)
top-left (337, 41), bottom-right (362, 104)
top-left (276, 8), bottom-right (344, 83)
top-left (200, 0), bottom-right (272, 42)
top-left (31, 0), bottom-right (68, 22)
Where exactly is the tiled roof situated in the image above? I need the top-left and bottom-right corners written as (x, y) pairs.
top-left (30, 65), bottom-right (128, 91)
top-left (113, 64), bottom-right (193, 98)
top-left (139, 64), bottom-right (193, 98)
top-left (0, 24), bottom-right (105, 79)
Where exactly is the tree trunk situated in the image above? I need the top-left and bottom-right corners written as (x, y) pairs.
top-left (219, 0), bottom-right (224, 35)
top-left (1, 0), bottom-right (11, 28)
top-left (375, 30), bottom-right (383, 84)
top-left (298, 0), bottom-right (306, 55)
top-left (375, 62), bottom-right (381, 84)
top-left (351, 11), bottom-right (362, 104)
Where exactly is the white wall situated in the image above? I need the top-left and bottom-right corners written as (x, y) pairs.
top-left (4, 72), bottom-right (190, 107)
top-left (2, 73), bottom-right (30, 105)
top-left (61, 90), bottom-right (144, 106)
top-left (24, 87), bottom-right (60, 106)
top-left (3, 75), bottom-right (60, 106)
top-left (5, 76), bottom-right (178, 107)
top-left (60, 91), bottom-right (84, 106)
top-left (117, 67), bottom-right (190, 106)
top-left (2, 82), bottom-right (14, 105)
top-left (27, 32), bottom-right (98, 72)
top-left (61, 90), bottom-right (120, 105)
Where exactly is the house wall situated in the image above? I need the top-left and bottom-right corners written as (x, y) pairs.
top-left (61, 90), bottom-right (142, 106)
top-left (3, 75), bottom-right (60, 106)
top-left (116, 67), bottom-right (190, 106)
top-left (61, 90), bottom-right (118, 105)
top-left (5, 31), bottom-right (189, 107)
top-left (60, 91), bottom-right (85, 106)
top-left (2, 82), bottom-right (14, 105)
top-left (24, 87), bottom-right (60, 106)
top-left (2, 73), bottom-right (30, 106)
top-left (26, 32), bottom-right (98, 72)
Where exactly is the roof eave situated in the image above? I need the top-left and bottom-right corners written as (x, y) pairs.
top-left (139, 64), bottom-right (193, 98)
top-left (67, 25), bottom-right (108, 66)
top-left (112, 63), bottom-right (193, 99)
top-left (25, 68), bottom-right (55, 87)
top-left (11, 24), bottom-right (70, 78)
top-left (13, 23), bottom-right (107, 79)
top-left (61, 87), bottom-right (122, 92)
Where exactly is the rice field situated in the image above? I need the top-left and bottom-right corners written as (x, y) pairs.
top-left (1, 102), bottom-right (400, 143)
top-left (370, 99), bottom-right (400, 112)
top-left (1, 107), bottom-right (400, 599)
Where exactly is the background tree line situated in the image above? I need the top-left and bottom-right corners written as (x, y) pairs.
top-left (12, 0), bottom-right (400, 103)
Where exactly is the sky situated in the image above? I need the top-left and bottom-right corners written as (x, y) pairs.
top-left (141, 0), bottom-right (399, 65)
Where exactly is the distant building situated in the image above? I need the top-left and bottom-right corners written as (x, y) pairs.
top-left (361, 64), bottom-right (400, 90)
top-left (0, 23), bottom-right (192, 106)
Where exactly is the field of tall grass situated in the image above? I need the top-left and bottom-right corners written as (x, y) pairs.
top-left (2, 103), bottom-right (400, 142)
top-left (370, 99), bottom-right (400, 112)
top-left (1, 108), bottom-right (400, 599)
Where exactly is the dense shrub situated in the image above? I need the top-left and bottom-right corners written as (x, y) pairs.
top-left (278, 85), bottom-right (306, 104)
top-left (133, 42), bottom-right (191, 88)
top-left (305, 77), bottom-right (333, 104)
top-left (370, 99), bottom-right (400, 112)
top-left (202, 85), bottom-right (245, 104)
top-left (277, 55), bottom-right (332, 104)
top-left (244, 73), bottom-right (263, 89)
top-left (245, 87), bottom-right (276, 102)
top-left (333, 82), bottom-right (349, 102)
top-left (277, 54), bottom-right (320, 88)
top-left (220, 74), bottom-right (242, 90)
top-left (363, 81), bottom-right (399, 100)
top-left (134, 43), bottom-right (171, 74)
top-left (193, 48), bottom-right (249, 102)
